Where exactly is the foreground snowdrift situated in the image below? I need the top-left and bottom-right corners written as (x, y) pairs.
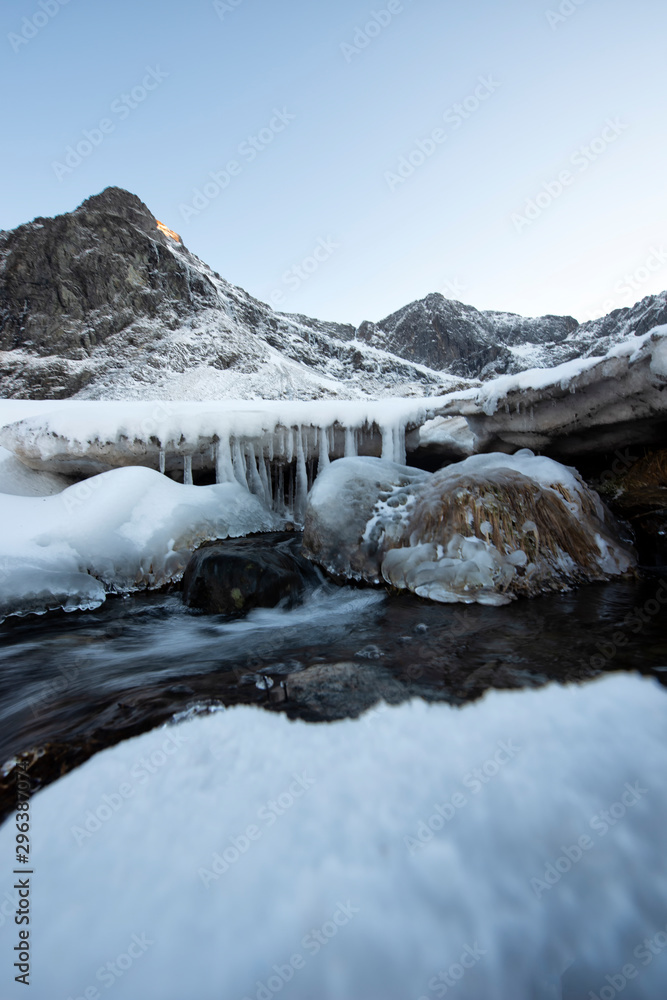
top-left (0, 674), bottom-right (665, 999)
top-left (0, 467), bottom-right (278, 619)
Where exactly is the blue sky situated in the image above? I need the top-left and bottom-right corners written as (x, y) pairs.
top-left (1, 0), bottom-right (666, 326)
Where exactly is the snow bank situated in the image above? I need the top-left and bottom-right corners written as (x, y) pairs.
top-left (443, 325), bottom-right (667, 417)
top-left (0, 673), bottom-right (664, 999)
top-left (0, 447), bottom-right (70, 497)
top-left (0, 466), bottom-right (278, 620)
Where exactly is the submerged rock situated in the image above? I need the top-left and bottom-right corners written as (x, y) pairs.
top-left (303, 453), bottom-right (636, 605)
top-left (285, 661), bottom-right (407, 721)
top-left (182, 532), bottom-right (323, 615)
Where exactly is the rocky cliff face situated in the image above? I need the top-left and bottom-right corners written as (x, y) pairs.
top-left (0, 187), bottom-right (464, 400)
top-left (1, 186), bottom-right (666, 399)
top-left (358, 290), bottom-right (667, 379)
top-left (0, 189), bottom-right (219, 357)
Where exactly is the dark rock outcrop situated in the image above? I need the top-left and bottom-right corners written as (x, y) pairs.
top-left (0, 187), bottom-right (218, 359)
top-left (0, 187), bottom-right (457, 400)
top-left (598, 448), bottom-right (667, 569)
top-left (182, 532), bottom-right (323, 615)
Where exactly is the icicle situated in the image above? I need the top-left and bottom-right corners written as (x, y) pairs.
top-left (318, 426), bottom-right (330, 475)
top-left (159, 449), bottom-right (166, 475)
top-left (215, 436), bottom-right (235, 484)
top-left (395, 423), bottom-right (407, 466)
top-left (286, 428), bottom-right (294, 464)
top-left (258, 449), bottom-right (271, 506)
top-left (287, 462), bottom-right (295, 520)
top-left (381, 424), bottom-right (395, 462)
top-left (232, 438), bottom-right (248, 489)
top-left (344, 427), bottom-right (357, 458)
top-left (276, 427), bottom-right (285, 463)
top-left (245, 443), bottom-right (265, 498)
top-left (276, 463), bottom-right (285, 516)
top-left (183, 455), bottom-right (193, 486)
top-left (327, 424), bottom-right (335, 455)
top-left (295, 429), bottom-right (308, 524)
top-left (305, 426), bottom-right (315, 464)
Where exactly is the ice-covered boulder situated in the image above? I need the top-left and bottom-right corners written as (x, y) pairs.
top-left (302, 456), bottom-right (430, 582)
top-left (303, 453), bottom-right (636, 605)
top-left (0, 466), bottom-right (279, 621)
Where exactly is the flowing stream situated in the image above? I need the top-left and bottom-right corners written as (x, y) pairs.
top-left (1, 568), bottom-right (666, 818)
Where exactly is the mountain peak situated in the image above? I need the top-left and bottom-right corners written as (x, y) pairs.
top-left (76, 186), bottom-right (155, 224)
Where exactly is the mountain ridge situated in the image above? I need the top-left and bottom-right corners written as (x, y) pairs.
top-left (1, 186), bottom-right (665, 399)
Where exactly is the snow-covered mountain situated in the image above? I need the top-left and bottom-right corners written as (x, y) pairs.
top-left (360, 288), bottom-right (667, 379)
top-left (0, 188), bottom-right (464, 400)
top-left (1, 186), bottom-right (665, 399)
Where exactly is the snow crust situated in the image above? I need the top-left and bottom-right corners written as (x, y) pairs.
top-left (0, 673), bottom-right (664, 999)
top-left (0, 467), bottom-right (278, 620)
top-left (444, 326), bottom-right (667, 417)
top-left (0, 397), bottom-right (443, 465)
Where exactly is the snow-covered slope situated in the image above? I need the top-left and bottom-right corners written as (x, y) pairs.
top-left (0, 673), bottom-right (664, 999)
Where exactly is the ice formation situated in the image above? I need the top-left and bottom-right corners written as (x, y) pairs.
top-left (0, 467), bottom-right (278, 620)
top-left (0, 673), bottom-right (664, 999)
top-left (303, 452), bottom-right (636, 605)
top-left (0, 398), bottom-right (433, 528)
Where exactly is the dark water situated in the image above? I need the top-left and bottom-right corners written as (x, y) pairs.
top-left (1, 573), bottom-right (666, 817)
